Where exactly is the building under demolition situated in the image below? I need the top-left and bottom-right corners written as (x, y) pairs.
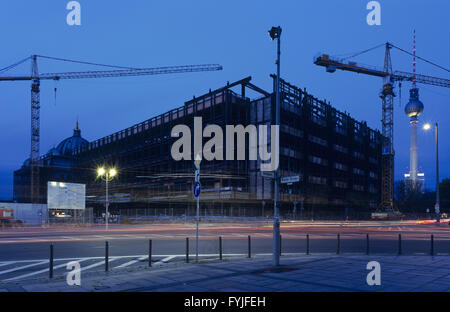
top-left (13, 76), bottom-right (383, 219)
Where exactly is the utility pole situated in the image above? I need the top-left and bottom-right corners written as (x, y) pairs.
top-left (423, 122), bottom-right (440, 223)
top-left (435, 122), bottom-right (440, 223)
top-left (269, 26), bottom-right (282, 267)
top-left (97, 167), bottom-right (117, 230)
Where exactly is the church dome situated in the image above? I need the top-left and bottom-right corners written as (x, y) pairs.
top-left (54, 122), bottom-right (88, 156)
top-left (48, 147), bottom-right (60, 156)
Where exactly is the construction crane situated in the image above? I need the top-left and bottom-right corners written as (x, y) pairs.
top-left (314, 42), bottom-right (449, 215)
top-left (0, 55), bottom-right (222, 205)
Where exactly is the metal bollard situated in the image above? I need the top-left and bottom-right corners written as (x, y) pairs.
top-left (431, 234), bottom-right (434, 256)
top-left (306, 234), bottom-right (310, 255)
top-left (279, 234), bottom-right (282, 257)
top-left (337, 233), bottom-right (341, 254)
top-left (105, 241), bottom-right (109, 272)
top-left (148, 239), bottom-right (152, 267)
top-left (49, 244), bottom-right (54, 279)
top-left (248, 235), bottom-right (251, 258)
top-left (219, 236), bottom-right (222, 260)
top-left (186, 237), bottom-right (189, 263)
top-left (366, 234), bottom-right (369, 255)
top-left (398, 234), bottom-right (402, 255)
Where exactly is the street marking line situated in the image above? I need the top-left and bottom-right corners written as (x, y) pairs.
top-left (61, 236), bottom-right (81, 240)
top-left (4, 258), bottom-right (90, 281)
top-left (0, 261), bottom-right (47, 276)
top-left (115, 256), bottom-right (148, 268)
top-left (79, 257), bottom-right (121, 272)
top-left (153, 255), bottom-right (177, 266)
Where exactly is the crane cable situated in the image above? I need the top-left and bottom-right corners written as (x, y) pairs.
top-left (0, 56), bottom-right (32, 74)
top-left (36, 55), bottom-right (138, 70)
top-left (390, 43), bottom-right (449, 73)
top-left (0, 55), bottom-right (137, 76)
top-left (341, 43), bottom-right (385, 61)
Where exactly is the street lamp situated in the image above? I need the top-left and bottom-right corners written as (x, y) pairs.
top-left (423, 122), bottom-right (440, 223)
top-left (97, 167), bottom-right (117, 229)
top-left (269, 25), bottom-right (282, 267)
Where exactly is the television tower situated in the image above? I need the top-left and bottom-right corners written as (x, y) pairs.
top-left (404, 30), bottom-right (424, 190)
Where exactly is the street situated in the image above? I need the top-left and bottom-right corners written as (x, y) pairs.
top-left (0, 220), bottom-right (449, 282)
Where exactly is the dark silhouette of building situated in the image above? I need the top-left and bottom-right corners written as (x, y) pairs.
top-left (14, 76), bottom-right (383, 218)
top-left (13, 122), bottom-right (88, 203)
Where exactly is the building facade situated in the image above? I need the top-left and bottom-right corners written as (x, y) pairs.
top-left (14, 76), bottom-right (383, 219)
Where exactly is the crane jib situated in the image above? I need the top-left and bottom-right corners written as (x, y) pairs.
top-left (0, 64), bottom-right (223, 81)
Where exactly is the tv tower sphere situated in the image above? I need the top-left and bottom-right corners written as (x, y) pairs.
top-left (405, 88), bottom-right (424, 118)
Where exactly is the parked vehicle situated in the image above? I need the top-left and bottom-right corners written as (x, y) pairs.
top-left (0, 207), bottom-right (22, 226)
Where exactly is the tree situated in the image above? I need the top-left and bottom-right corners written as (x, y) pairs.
top-left (394, 180), bottom-right (435, 214)
top-left (439, 178), bottom-right (450, 211)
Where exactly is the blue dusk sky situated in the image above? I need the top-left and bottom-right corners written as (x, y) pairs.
top-left (0, 0), bottom-right (449, 199)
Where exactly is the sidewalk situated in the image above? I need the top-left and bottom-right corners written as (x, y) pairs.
top-left (1, 255), bottom-right (450, 292)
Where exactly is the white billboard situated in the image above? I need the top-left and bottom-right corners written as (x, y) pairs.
top-left (47, 181), bottom-right (86, 210)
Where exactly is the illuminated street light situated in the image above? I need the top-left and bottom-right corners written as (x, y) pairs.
top-left (97, 167), bottom-right (106, 177)
top-left (97, 166), bottom-right (118, 229)
top-left (109, 168), bottom-right (117, 178)
top-left (423, 122), bottom-right (440, 223)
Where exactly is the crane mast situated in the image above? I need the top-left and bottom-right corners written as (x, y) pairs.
top-left (30, 55), bottom-right (40, 205)
top-left (379, 43), bottom-right (395, 212)
top-left (314, 42), bottom-right (449, 215)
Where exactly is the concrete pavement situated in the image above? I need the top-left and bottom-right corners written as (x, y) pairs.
top-left (1, 254), bottom-right (449, 292)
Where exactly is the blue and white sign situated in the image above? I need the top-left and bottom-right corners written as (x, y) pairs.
top-left (193, 182), bottom-right (201, 198)
top-left (195, 169), bottom-right (200, 183)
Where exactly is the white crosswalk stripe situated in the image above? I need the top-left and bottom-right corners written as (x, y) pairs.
top-left (4, 258), bottom-right (90, 281)
top-left (116, 256), bottom-right (148, 268)
top-left (0, 261), bottom-right (47, 276)
top-left (79, 257), bottom-right (121, 272)
top-left (153, 255), bottom-right (177, 266)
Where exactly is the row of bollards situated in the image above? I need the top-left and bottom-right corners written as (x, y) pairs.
top-left (328, 233), bottom-right (435, 256)
top-left (47, 233), bottom-right (438, 278)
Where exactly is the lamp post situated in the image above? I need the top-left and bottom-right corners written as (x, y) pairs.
top-left (97, 167), bottom-right (117, 230)
top-left (269, 26), bottom-right (282, 267)
top-left (423, 122), bottom-right (440, 223)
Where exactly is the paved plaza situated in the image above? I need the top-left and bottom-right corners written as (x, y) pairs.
top-left (1, 254), bottom-right (449, 292)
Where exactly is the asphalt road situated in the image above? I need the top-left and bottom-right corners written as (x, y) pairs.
top-left (0, 220), bottom-right (449, 282)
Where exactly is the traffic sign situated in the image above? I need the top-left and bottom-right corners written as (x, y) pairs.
top-left (193, 182), bottom-right (201, 197)
top-left (280, 175), bottom-right (300, 184)
top-left (195, 169), bottom-right (200, 182)
top-left (194, 154), bottom-right (202, 169)
top-left (261, 171), bottom-right (275, 178)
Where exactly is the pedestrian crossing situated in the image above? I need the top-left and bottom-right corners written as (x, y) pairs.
top-left (0, 255), bottom-right (171, 282)
top-left (0, 253), bottom-right (249, 282)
